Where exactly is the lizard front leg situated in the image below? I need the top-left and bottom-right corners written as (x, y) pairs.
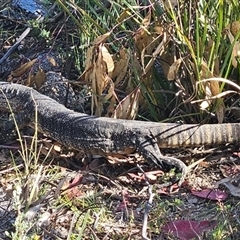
top-left (136, 134), bottom-right (187, 186)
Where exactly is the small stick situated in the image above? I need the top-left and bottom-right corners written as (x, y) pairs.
top-left (0, 14), bottom-right (44, 65)
top-left (137, 164), bottom-right (154, 240)
top-left (0, 26), bottom-right (31, 65)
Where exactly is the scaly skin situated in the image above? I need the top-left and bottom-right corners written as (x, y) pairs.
top-left (1, 82), bottom-right (240, 185)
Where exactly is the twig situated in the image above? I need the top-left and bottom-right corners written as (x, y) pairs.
top-left (67, 212), bottom-right (77, 240)
top-left (0, 164), bottom-right (24, 174)
top-left (0, 14), bottom-right (44, 65)
top-left (137, 164), bottom-right (155, 240)
top-left (0, 26), bottom-right (31, 65)
top-left (0, 145), bottom-right (19, 149)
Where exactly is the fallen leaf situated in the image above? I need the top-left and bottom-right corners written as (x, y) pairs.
top-left (47, 55), bottom-right (57, 67)
top-left (116, 190), bottom-right (129, 211)
top-left (112, 87), bottom-right (140, 119)
top-left (26, 73), bottom-right (35, 86)
top-left (127, 170), bottom-right (164, 182)
top-left (33, 69), bottom-right (46, 89)
top-left (62, 173), bottom-right (83, 198)
top-left (11, 59), bottom-right (37, 77)
top-left (84, 40), bottom-right (116, 116)
top-left (145, 170), bottom-right (165, 181)
top-left (162, 220), bottom-right (217, 240)
top-left (220, 164), bottom-right (240, 177)
top-left (101, 45), bottom-right (114, 77)
top-left (112, 47), bottom-right (130, 85)
top-left (167, 58), bottom-right (182, 80)
top-left (191, 189), bottom-right (228, 201)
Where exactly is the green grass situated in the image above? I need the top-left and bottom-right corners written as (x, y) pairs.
top-left (54, 0), bottom-right (240, 122)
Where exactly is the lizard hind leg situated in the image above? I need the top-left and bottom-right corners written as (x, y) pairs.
top-left (136, 134), bottom-right (187, 186)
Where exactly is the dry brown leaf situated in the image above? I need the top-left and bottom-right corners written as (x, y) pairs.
top-left (158, 52), bottom-right (175, 78)
top-left (199, 87), bottom-right (223, 112)
top-left (134, 10), bottom-right (166, 69)
top-left (167, 58), bottom-right (182, 80)
top-left (84, 46), bottom-right (95, 83)
top-left (83, 33), bottom-right (117, 116)
top-left (198, 76), bottom-right (225, 122)
top-left (209, 79), bottom-right (220, 96)
top-left (47, 55), bottom-right (57, 67)
top-left (103, 79), bottom-right (115, 102)
top-left (26, 73), bottom-right (35, 87)
top-left (230, 20), bottom-right (240, 38)
top-left (134, 11), bottom-right (155, 54)
top-left (214, 57), bottom-right (220, 75)
top-left (11, 59), bottom-right (37, 77)
top-left (92, 31), bottom-right (111, 45)
top-left (162, 0), bottom-right (179, 8)
top-left (226, 27), bottom-right (240, 68)
top-left (225, 22), bottom-right (240, 68)
top-left (93, 44), bottom-right (115, 116)
top-left (33, 69), bottom-right (46, 89)
top-left (200, 61), bottom-right (214, 79)
top-left (203, 39), bottom-right (220, 74)
top-left (95, 44), bottom-right (109, 95)
top-left (215, 99), bottom-right (225, 123)
top-left (142, 11), bottom-right (151, 27)
top-left (193, 78), bottom-right (240, 112)
top-left (112, 48), bottom-right (130, 85)
top-left (101, 45), bottom-right (114, 78)
top-left (117, 9), bottom-right (132, 23)
top-left (231, 41), bottom-right (240, 68)
top-left (134, 28), bottom-right (151, 53)
top-left (83, 44), bottom-right (102, 115)
top-left (200, 82), bottom-right (212, 110)
top-left (112, 87), bottom-right (140, 120)
top-left (199, 61), bottom-right (220, 110)
top-left (153, 26), bottom-right (163, 35)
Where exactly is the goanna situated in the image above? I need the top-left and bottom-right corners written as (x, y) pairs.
top-left (1, 82), bottom-right (240, 185)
